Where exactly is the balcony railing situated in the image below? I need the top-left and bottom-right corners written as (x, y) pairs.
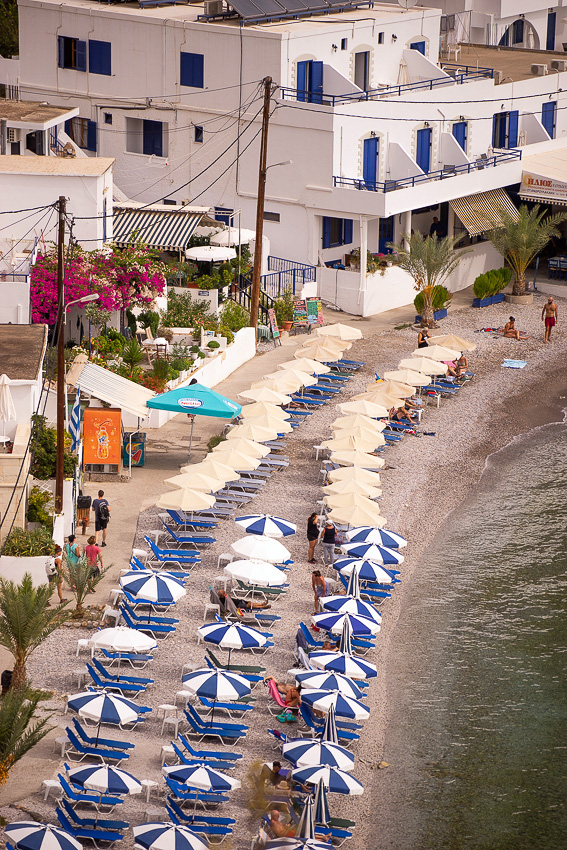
top-left (262, 256), bottom-right (317, 297)
top-left (278, 65), bottom-right (494, 107)
top-left (333, 149), bottom-right (522, 194)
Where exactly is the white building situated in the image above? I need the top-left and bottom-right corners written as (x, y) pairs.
top-left (7, 0), bottom-right (567, 315)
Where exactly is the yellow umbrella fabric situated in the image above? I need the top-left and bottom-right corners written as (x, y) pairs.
top-left (211, 447), bottom-right (262, 470)
top-left (331, 415), bottom-right (386, 434)
top-left (278, 358), bottom-right (331, 375)
top-left (238, 387), bottom-right (293, 405)
top-left (227, 419), bottom-right (291, 440)
top-left (353, 391), bottom-right (405, 408)
top-left (383, 369), bottom-right (430, 387)
top-left (240, 402), bottom-right (290, 421)
top-left (156, 488), bottom-right (216, 511)
top-left (323, 492), bottom-right (381, 510)
top-left (213, 437), bottom-right (270, 459)
top-left (265, 369), bottom-right (318, 388)
top-left (240, 415), bottom-right (293, 434)
top-left (327, 466), bottom-right (382, 486)
top-left (327, 504), bottom-right (387, 528)
top-left (368, 379), bottom-right (415, 397)
top-left (316, 323), bottom-right (363, 341)
top-left (338, 400), bottom-right (389, 419)
top-left (322, 434), bottom-right (385, 452)
top-left (185, 460), bottom-right (240, 482)
top-left (331, 424), bottom-right (387, 443)
top-left (163, 471), bottom-right (224, 491)
top-left (428, 333), bottom-right (476, 351)
top-left (329, 450), bottom-right (385, 469)
top-left (323, 479), bottom-right (382, 498)
top-left (399, 357), bottom-right (447, 376)
top-left (294, 345), bottom-right (342, 363)
top-left (301, 335), bottom-right (351, 352)
top-left (411, 344), bottom-right (460, 361)
top-left (251, 376), bottom-right (303, 393)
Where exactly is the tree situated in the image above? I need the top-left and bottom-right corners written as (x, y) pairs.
top-left (0, 686), bottom-right (53, 786)
top-left (0, 574), bottom-right (69, 691)
top-left (0, 0), bottom-right (18, 59)
top-left (486, 204), bottom-right (567, 296)
top-left (61, 555), bottom-right (109, 617)
top-left (388, 232), bottom-right (471, 327)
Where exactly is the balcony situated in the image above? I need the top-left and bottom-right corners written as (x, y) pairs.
top-left (334, 149), bottom-right (522, 194)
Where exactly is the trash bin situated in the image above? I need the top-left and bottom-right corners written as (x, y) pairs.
top-left (123, 433), bottom-right (146, 468)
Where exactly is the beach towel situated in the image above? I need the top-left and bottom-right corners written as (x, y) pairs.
top-left (503, 359), bottom-right (527, 369)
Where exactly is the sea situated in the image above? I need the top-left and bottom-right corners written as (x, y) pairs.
top-left (379, 415), bottom-right (567, 850)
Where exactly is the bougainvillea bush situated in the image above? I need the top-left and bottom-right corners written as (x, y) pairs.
top-left (30, 244), bottom-right (168, 325)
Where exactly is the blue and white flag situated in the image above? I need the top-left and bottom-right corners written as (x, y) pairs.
top-left (69, 388), bottom-right (81, 452)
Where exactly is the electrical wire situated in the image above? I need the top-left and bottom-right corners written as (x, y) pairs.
top-left (0, 204), bottom-right (57, 217)
top-left (0, 206), bottom-right (56, 264)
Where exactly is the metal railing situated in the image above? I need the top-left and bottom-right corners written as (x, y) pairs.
top-left (262, 256), bottom-right (317, 297)
top-left (226, 274), bottom-right (275, 326)
top-left (49, 131), bottom-right (70, 157)
top-left (278, 65), bottom-right (494, 107)
top-left (333, 148), bottom-right (522, 194)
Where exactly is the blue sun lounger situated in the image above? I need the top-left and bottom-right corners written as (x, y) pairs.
top-left (171, 740), bottom-right (237, 772)
top-left (178, 732), bottom-right (242, 763)
top-left (71, 718), bottom-right (135, 752)
top-left (167, 798), bottom-right (234, 840)
top-left (60, 798), bottom-right (128, 833)
top-left (56, 807), bottom-right (124, 846)
top-left (59, 771), bottom-right (123, 811)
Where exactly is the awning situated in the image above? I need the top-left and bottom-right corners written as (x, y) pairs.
top-left (113, 202), bottom-right (209, 251)
top-left (450, 189), bottom-right (518, 236)
top-left (67, 359), bottom-right (154, 419)
top-left (519, 148), bottom-right (567, 205)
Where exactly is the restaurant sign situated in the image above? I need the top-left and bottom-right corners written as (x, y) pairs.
top-left (520, 171), bottom-right (567, 205)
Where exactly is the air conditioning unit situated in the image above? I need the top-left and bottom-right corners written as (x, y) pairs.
top-left (531, 64), bottom-right (548, 76)
top-left (551, 59), bottom-right (567, 72)
top-left (6, 128), bottom-right (20, 143)
top-left (204, 0), bottom-right (223, 15)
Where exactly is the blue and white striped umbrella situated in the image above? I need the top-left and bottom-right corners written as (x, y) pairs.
top-left (282, 739), bottom-right (355, 771)
top-left (197, 621), bottom-right (268, 668)
top-left (334, 557), bottom-right (398, 584)
top-left (320, 596), bottom-right (382, 626)
top-left (264, 840), bottom-right (330, 850)
top-left (301, 689), bottom-right (370, 721)
top-left (67, 690), bottom-right (142, 727)
top-left (182, 667), bottom-right (251, 701)
top-left (313, 778), bottom-right (331, 826)
top-left (341, 541), bottom-right (404, 565)
top-left (309, 650), bottom-right (377, 681)
top-left (321, 705), bottom-right (339, 743)
top-left (339, 616), bottom-right (352, 655)
top-left (120, 570), bottom-right (186, 604)
top-left (296, 796), bottom-right (316, 841)
top-left (69, 389), bottom-right (81, 453)
top-left (133, 823), bottom-right (208, 850)
top-left (295, 670), bottom-right (362, 700)
top-left (5, 823), bottom-right (82, 850)
top-left (68, 764), bottom-right (142, 796)
top-left (235, 514), bottom-right (297, 538)
top-left (345, 525), bottom-right (407, 548)
top-left (163, 764), bottom-right (241, 792)
top-left (291, 765), bottom-right (364, 796)
top-left (312, 611), bottom-right (380, 637)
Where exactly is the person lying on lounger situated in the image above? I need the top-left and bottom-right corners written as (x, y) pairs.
top-left (263, 676), bottom-right (301, 708)
top-left (259, 761), bottom-right (290, 789)
top-left (217, 589), bottom-right (269, 614)
top-left (269, 810), bottom-right (296, 838)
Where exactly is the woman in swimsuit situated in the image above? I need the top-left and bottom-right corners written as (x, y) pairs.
top-left (417, 328), bottom-right (431, 348)
top-left (503, 316), bottom-right (522, 340)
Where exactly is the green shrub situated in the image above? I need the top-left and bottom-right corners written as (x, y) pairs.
top-left (3, 526), bottom-right (56, 557)
top-left (207, 435), bottom-right (226, 451)
top-left (207, 340), bottom-right (220, 350)
top-left (273, 287), bottom-right (295, 325)
top-left (414, 285), bottom-right (452, 315)
top-left (26, 487), bottom-right (52, 529)
top-left (170, 357), bottom-right (191, 371)
top-left (190, 345), bottom-right (201, 354)
top-left (473, 267), bottom-right (512, 299)
top-left (137, 310), bottom-right (160, 337)
top-left (30, 415), bottom-right (77, 481)
top-left (162, 290), bottom-right (218, 331)
top-left (219, 325), bottom-right (235, 345)
top-left (106, 330), bottom-right (126, 347)
top-left (220, 301), bottom-right (249, 333)
top-left (122, 339), bottom-right (144, 370)
top-left (125, 309), bottom-right (138, 337)
top-left (151, 358), bottom-right (170, 381)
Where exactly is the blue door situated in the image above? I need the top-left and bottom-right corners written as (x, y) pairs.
top-left (363, 137), bottom-right (379, 189)
top-left (297, 61), bottom-right (323, 104)
top-left (416, 127), bottom-right (432, 173)
top-left (410, 41), bottom-right (426, 54)
top-left (512, 19), bottom-right (524, 44)
top-left (378, 216), bottom-right (394, 255)
top-left (547, 11), bottom-right (556, 50)
top-left (542, 101), bottom-right (557, 138)
top-left (452, 121), bottom-right (467, 151)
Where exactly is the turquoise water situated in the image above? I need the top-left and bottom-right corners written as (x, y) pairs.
top-left (381, 421), bottom-right (567, 850)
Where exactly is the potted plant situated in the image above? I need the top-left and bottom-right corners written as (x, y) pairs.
top-left (414, 285), bottom-right (453, 323)
top-left (472, 267), bottom-right (512, 308)
top-left (273, 286), bottom-right (295, 332)
top-left (190, 344), bottom-right (201, 361)
top-left (207, 340), bottom-right (220, 357)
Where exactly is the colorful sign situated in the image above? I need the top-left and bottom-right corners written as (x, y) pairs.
top-left (520, 171), bottom-right (567, 205)
top-left (178, 397), bottom-right (204, 409)
top-left (306, 297), bottom-right (324, 326)
top-left (293, 299), bottom-right (308, 325)
top-left (267, 308), bottom-right (280, 338)
top-left (83, 408), bottom-right (122, 469)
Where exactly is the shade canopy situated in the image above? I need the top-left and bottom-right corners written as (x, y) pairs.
top-left (211, 447), bottom-right (261, 470)
top-left (323, 479), bottom-right (382, 499)
top-left (411, 344), bottom-right (460, 360)
top-left (251, 376), bottom-right (304, 393)
top-left (338, 400), bottom-right (389, 419)
top-left (301, 687), bottom-right (371, 719)
top-left (294, 344), bottom-right (342, 363)
top-left (331, 414), bottom-right (386, 434)
top-left (230, 535), bottom-right (291, 563)
top-left (295, 670), bottom-right (362, 700)
top-left (163, 470), bottom-right (225, 492)
top-left (213, 437), bottom-right (270, 458)
top-left (88, 626), bottom-right (157, 654)
top-left (227, 419), bottom-right (292, 439)
top-left (265, 368), bottom-right (318, 388)
top-left (291, 765), bottom-right (364, 796)
top-left (163, 763), bottom-right (241, 792)
top-left (120, 570), bottom-right (186, 604)
top-left (323, 492), bottom-right (381, 511)
top-left (353, 390), bottom-right (405, 409)
top-left (341, 541), bottom-right (404, 565)
top-left (5, 823), bottom-right (83, 850)
top-left (133, 824), bottom-right (208, 850)
top-left (333, 558), bottom-right (397, 584)
top-left (198, 621), bottom-right (269, 650)
top-left (240, 401), bottom-right (291, 421)
top-left (372, 379), bottom-right (415, 397)
top-left (327, 503), bottom-right (387, 528)
top-left (329, 450), bottom-right (385, 469)
top-left (147, 384), bottom-right (241, 419)
top-left (185, 245), bottom-right (237, 262)
top-left (428, 333), bottom-right (476, 351)
top-left (68, 764), bottom-right (142, 796)
top-left (67, 690), bottom-right (143, 727)
top-left (309, 649), bottom-right (378, 680)
top-left (181, 459), bottom-right (240, 483)
top-left (156, 488), bottom-right (216, 511)
top-left (278, 357), bottom-right (331, 375)
top-left (300, 335), bottom-right (351, 353)
top-left (321, 434), bottom-right (385, 452)
top-left (345, 526), bottom-right (407, 548)
top-left (238, 386), bottom-right (293, 405)
top-left (383, 369), bottom-right (430, 387)
top-left (235, 514), bottom-right (296, 537)
top-left (282, 738), bottom-right (355, 771)
top-left (312, 611), bottom-right (381, 637)
top-left (210, 227), bottom-right (255, 246)
top-left (398, 357), bottom-right (447, 376)
top-left (327, 466), bottom-right (382, 486)
top-left (316, 323), bottom-right (363, 341)
top-left (181, 667), bottom-right (251, 701)
top-left (224, 559), bottom-right (287, 587)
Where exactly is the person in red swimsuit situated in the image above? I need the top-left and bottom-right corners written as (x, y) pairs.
top-left (542, 296), bottom-right (559, 343)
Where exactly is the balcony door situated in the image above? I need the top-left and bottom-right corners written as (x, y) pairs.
top-left (363, 137), bottom-right (379, 189)
top-left (416, 127), bottom-right (432, 173)
top-left (297, 61), bottom-right (323, 104)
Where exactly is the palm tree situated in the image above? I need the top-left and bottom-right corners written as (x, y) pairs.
top-left (0, 686), bottom-right (53, 786)
top-left (388, 232), bottom-right (471, 327)
top-left (61, 555), bottom-right (109, 617)
top-left (486, 204), bottom-right (567, 296)
top-left (0, 574), bottom-right (69, 691)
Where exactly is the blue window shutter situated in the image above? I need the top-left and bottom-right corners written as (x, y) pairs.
top-left (89, 40), bottom-right (111, 75)
top-left (76, 40), bottom-right (87, 72)
top-left (180, 52), bottom-right (204, 88)
top-left (542, 102), bottom-right (556, 138)
top-left (310, 61), bottom-right (323, 104)
top-left (410, 41), bottom-right (425, 54)
top-left (343, 219), bottom-right (353, 245)
top-left (547, 11), bottom-right (556, 51)
top-left (508, 111), bottom-right (519, 148)
top-left (322, 217), bottom-right (331, 249)
top-left (499, 28), bottom-right (509, 46)
top-left (297, 61), bottom-right (307, 102)
top-left (363, 137), bottom-right (378, 188)
top-left (143, 120), bottom-right (162, 157)
top-left (64, 119), bottom-right (72, 136)
top-left (512, 19), bottom-right (524, 44)
top-left (492, 114), bottom-right (498, 147)
top-left (58, 36), bottom-right (65, 68)
top-left (452, 121), bottom-right (467, 151)
top-left (87, 120), bottom-right (97, 152)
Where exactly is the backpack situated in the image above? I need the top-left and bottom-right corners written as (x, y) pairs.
top-left (99, 502), bottom-right (110, 522)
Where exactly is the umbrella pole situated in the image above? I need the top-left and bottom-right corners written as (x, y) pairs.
top-left (188, 415), bottom-right (195, 461)
top-left (210, 699), bottom-right (216, 728)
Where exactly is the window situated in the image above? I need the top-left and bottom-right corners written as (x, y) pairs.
top-left (512, 19), bottom-right (524, 44)
top-left (26, 131), bottom-right (44, 156)
top-left (322, 217), bottom-right (353, 249)
top-left (65, 117), bottom-right (97, 152)
top-left (126, 118), bottom-right (167, 157)
top-left (492, 111), bottom-right (519, 149)
top-left (354, 51), bottom-right (369, 91)
top-left (542, 101), bottom-right (556, 139)
top-left (163, 199), bottom-right (177, 205)
top-left (297, 61), bottom-right (323, 104)
top-left (341, 38), bottom-right (348, 50)
top-left (410, 41), bottom-right (426, 55)
top-left (104, 112), bottom-right (112, 125)
top-left (58, 36), bottom-right (86, 71)
top-left (194, 125), bottom-right (203, 143)
top-left (452, 121), bottom-right (467, 151)
top-left (89, 40), bottom-right (111, 75)
top-left (378, 32), bottom-right (384, 44)
top-left (264, 211), bottom-right (280, 222)
top-left (215, 207), bottom-right (234, 225)
top-left (180, 52), bottom-right (204, 88)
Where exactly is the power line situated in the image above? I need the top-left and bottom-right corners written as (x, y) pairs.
top-left (0, 203), bottom-right (56, 217)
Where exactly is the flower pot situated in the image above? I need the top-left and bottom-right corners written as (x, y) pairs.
top-left (415, 308), bottom-right (448, 322)
top-left (491, 293), bottom-right (506, 304)
top-left (282, 320), bottom-right (293, 332)
top-left (505, 293), bottom-right (533, 305)
top-left (472, 297), bottom-right (492, 308)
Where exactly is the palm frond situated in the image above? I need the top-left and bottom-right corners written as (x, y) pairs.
top-left (0, 573), bottom-right (69, 662)
top-left (0, 686), bottom-right (53, 784)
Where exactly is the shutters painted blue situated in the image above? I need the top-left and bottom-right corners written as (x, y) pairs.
top-left (492, 114), bottom-right (499, 147)
top-left (508, 111), bottom-right (519, 148)
top-left (64, 119), bottom-right (72, 136)
top-left (89, 40), bottom-right (111, 75)
top-left (452, 121), bottom-right (467, 151)
top-left (297, 61), bottom-right (307, 102)
top-left (343, 219), bottom-right (353, 245)
top-left (542, 101), bottom-right (556, 138)
top-left (180, 52), bottom-right (204, 88)
top-left (416, 127), bottom-right (432, 173)
top-left (499, 28), bottom-right (509, 47)
top-left (57, 36), bottom-right (65, 68)
top-left (87, 120), bottom-right (97, 152)
top-left (322, 216), bottom-right (331, 249)
top-left (512, 19), bottom-right (524, 44)
top-left (310, 61), bottom-right (323, 104)
top-left (378, 216), bottom-right (394, 254)
top-left (76, 40), bottom-right (87, 72)
top-left (143, 120), bottom-right (163, 156)
top-left (547, 11), bottom-right (556, 51)
top-left (363, 137), bottom-right (378, 189)
top-left (410, 41), bottom-right (426, 54)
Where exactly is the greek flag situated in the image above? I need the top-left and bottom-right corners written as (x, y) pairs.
top-left (69, 389), bottom-right (81, 452)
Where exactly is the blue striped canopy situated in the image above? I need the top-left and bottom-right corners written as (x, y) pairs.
top-left (68, 764), bottom-right (141, 795)
top-left (5, 823), bottom-right (82, 850)
top-left (296, 797), bottom-right (316, 841)
top-left (264, 840), bottom-right (330, 850)
top-left (301, 689), bottom-right (370, 721)
top-left (345, 525), bottom-right (407, 548)
top-left (235, 514), bottom-right (296, 537)
top-left (334, 557), bottom-right (398, 583)
top-left (133, 823), bottom-right (208, 850)
top-left (309, 650), bottom-right (377, 680)
top-left (320, 595), bottom-right (382, 624)
top-left (314, 778), bottom-right (331, 826)
top-left (181, 667), bottom-right (251, 701)
top-left (197, 621), bottom-right (268, 650)
top-left (291, 765), bottom-right (364, 796)
top-left (312, 611), bottom-right (380, 637)
top-left (67, 690), bottom-right (142, 726)
top-left (120, 570), bottom-right (186, 604)
top-left (163, 764), bottom-right (241, 792)
top-left (295, 670), bottom-right (362, 700)
top-left (341, 541), bottom-right (404, 564)
top-left (282, 739), bottom-right (354, 771)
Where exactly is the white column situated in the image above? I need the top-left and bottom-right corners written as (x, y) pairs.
top-left (401, 210), bottom-right (412, 248)
top-left (447, 205), bottom-right (455, 239)
top-left (359, 215), bottom-right (368, 297)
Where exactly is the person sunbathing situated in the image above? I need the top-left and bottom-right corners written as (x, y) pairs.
top-left (269, 810), bottom-right (296, 838)
top-left (263, 676), bottom-right (301, 708)
top-left (259, 761), bottom-right (290, 789)
top-left (217, 589), bottom-right (269, 614)
top-left (503, 317), bottom-right (528, 340)
top-left (322, 638), bottom-right (340, 651)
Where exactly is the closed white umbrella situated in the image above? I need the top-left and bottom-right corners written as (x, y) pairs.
top-left (186, 245), bottom-right (236, 262)
top-left (213, 437), bottom-right (270, 458)
top-left (316, 324), bottom-right (363, 341)
top-left (398, 357), bottom-right (447, 376)
top-left (278, 357), bottom-right (331, 375)
top-left (230, 536), bottom-right (291, 563)
top-left (156, 488), bottom-right (216, 512)
top-left (411, 344), bottom-right (460, 361)
top-left (329, 450), bottom-right (385, 469)
top-left (240, 402), bottom-right (291, 421)
top-left (238, 386), bottom-right (293, 405)
top-left (383, 369), bottom-right (430, 387)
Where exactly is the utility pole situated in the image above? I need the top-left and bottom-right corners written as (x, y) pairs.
top-left (249, 76), bottom-right (272, 330)
top-left (55, 196), bottom-right (66, 515)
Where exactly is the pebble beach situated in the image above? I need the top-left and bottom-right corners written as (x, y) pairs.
top-left (3, 292), bottom-right (567, 850)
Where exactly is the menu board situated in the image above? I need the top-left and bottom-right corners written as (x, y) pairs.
top-left (306, 297), bottom-right (324, 326)
top-left (267, 308), bottom-right (280, 339)
top-left (83, 408), bottom-right (121, 470)
top-left (293, 299), bottom-right (308, 326)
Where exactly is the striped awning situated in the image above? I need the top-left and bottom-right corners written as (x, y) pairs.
top-left (450, 189), bottom-right (518, 236)
top-left (113, 203), bottom-right (208, 251)
top-left (67, 359), bottom-right (154, 419)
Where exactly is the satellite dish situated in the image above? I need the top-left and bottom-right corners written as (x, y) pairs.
top-left (398, 0), bottom-right (418, 8)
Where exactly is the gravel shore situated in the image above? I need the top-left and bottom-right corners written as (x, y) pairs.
top-left (4, 292), bottom-right (567, 850)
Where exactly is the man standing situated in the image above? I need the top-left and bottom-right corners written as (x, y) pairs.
top-left (92, 489), bottom-right (110, 547)
top-left (542, 296), bottom-right (559, 343)
top-left (321, 520), bottom-right (337, 566)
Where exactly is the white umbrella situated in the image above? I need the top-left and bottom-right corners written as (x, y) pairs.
top-left (181, 459), bottom-right (240, 483)
top-left (163, 471), bottom-right (225, 491)
top-left (316, 323), bottom-right (363, 341)
top-left (321, 434), bottom-right (385, 452)
top-left (230, 535), bottom-right (291, 563)
top-left (338, 400), bottom-right (389, 419)
top-left (332, 425), bottom-right (387, 444)
top-left (323, 480), bottom-right (382, 499)
top-left (331, 415), bottom-right (386, 434)
top-left (428, 333), bottom-right (476, 351)
top-left (265, 369), bottom-right (318, 388)
top-left (323, 492), bottom-right (381, 511)
top-left (213, 437), bottom-right (270, 459)
top-left (210, 227), bottom-right (255, 246)
top-left (370, 379), bottom-right (415, 397)
top-left (294, 345), bottom-right (342, 363)
top-left (278, 357), bottom-right (331, 375)
top-left (411, 344), bottom-right (460, 361)
top-left (89, 626), bottom-right (157, 654)
top-left (156, 488), bottom-right (216, 511)
top-left (329, 450), bottom-right (385, 469)
top-left (398, 357), bottom-right (447, 376)
top-left (327, 466), bottom-right (382, 486)
top-left (240, 402), bottom-right (291, 421)
top-left (251, 375), bottom-right (304, 393)
top-left (212, 446), bottom-right (262, 470)
top-left (327, 504), bottom-right (387, 528)
top-left (300, 335), bottom-right (351, 353)
top-left (186, 245), bottom-right (236, 262)
top-left (238, 386), bottom-right (293, 405)
top-left (0, 374), bottom-right (16, 435)
top-left (383, 369), bottom-right (430, 387)
top-left (224, 559), bottom-right (287, 588)
top-left (228, 418), bottom-right (292, 439)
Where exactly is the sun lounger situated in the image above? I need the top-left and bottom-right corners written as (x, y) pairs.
top-left (71, 718), bottom-right (134, 752)
top-left (65, 727), bottom-right (130, 765)
top-left (299, 621), bottom-right (375, 654)
top-left (196, 695), bottom-right (254, 720)
top-left (178, 733), bottom-right (242, 763)
top-left (166, 799), bottom-right (234, 841)
top-left (56, 807), bottom-right (124, 847)
top-left (182, 707), bottom-right (247, 745)
top-left (59, 771), bottom-right (123, 812)
top-left (144, 537), bottom-right (201, 569)
top-left (164, 784), bottom-right (229, 810)
top-left (86, 664), bottom-right (148, 698)
top-left (119, 607), bottom-right (176, 639)
top-left (120, 599), bottom-right (178, 626)
top-left (166, 509), bottom-right (218, 529)
top-left (298, 704), bottom-right (360, 744)
top-left (60, 798), bottom-right (128, 833)
top-left (160, 520), bottom-right (216, 547)
top-left (266, 678), bottom-right (292, 716)
top-left (90, 657), bottom-right (154, 686)
top-left (171, 741), bottom-right (237, 771)
top-left (167, 797), bottom-right (235, 827)
top-left (204, 654), bottom-right (264, 685)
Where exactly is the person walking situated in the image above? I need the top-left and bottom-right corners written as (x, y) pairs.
top-left (307, 512), bottom-right (319, 564)
top-left (53, 545), bottom-right (66, 604)
top-left (92, 490), bottom-right (110, 546)
top-left (85, 535), bottom-right (103, 592)
top-left (321, 520), bottom-right (337, 567)
top-left (64, 534), bottom-right (81, 567)
top-left (542, 296), bottom-right (558, 343)
top-left (312, 570), bottom-right (326, 614)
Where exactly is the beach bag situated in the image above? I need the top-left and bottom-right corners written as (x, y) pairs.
top-left (99, 502), bottom-right (110, 521)
top-left (45, 556), bottom-right (57, 578)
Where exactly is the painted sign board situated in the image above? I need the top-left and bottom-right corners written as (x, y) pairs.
top-left (267, 308), bottom-right (280, 338)
top-left (83, 408), bottom-right (122, 470)
top-left (520, 171), bottom-right (567, 205)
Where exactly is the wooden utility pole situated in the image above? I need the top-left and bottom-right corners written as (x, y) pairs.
top-left (249, 76), bottom-right (272, 330)
top-left (55, 195), bottom-right (66, 515)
